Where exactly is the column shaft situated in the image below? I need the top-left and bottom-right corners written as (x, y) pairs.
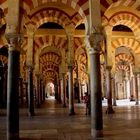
top-left (112, 77), bottom-right (117, 106)
top-left (106, 66), bottom-right (114, 113)
top-left (7, 50), bottom-right (20, 140)
top-left (36, 75), bottom-right (40, 107)
top-left (68, 66), bottom-right (75, 115)
top-left (89, 52), bottom-right (103, 138)
top-left (62, 74), bottom-right (66, 107)
top-left (27, 67), bottom-right (35, 116)
top-left (134, 73), bottom-right (139, 105)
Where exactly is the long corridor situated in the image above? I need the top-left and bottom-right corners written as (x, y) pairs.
top-left (1, 99), bottom-right (140, 140)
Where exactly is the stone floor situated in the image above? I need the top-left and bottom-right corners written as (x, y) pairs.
top-left (1, 98), bottom-right (140, 140)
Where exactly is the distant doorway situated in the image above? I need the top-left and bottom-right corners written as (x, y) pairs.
top-left (45, 82), bottom-right (55, 99)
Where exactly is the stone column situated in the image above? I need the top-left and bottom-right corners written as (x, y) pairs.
top-left (36, 73), bottom-right (40, 107)
top-left (130, 76), bottom-right (134, 101)
top-left (106, 66), bottom-right (114, 113)
top-left (0, 61), bottom-right (4, 107)
top-left (6, 33), bottom-right (22, 140)
top-left (62, 73), bottom-right (66, 107)
top-left (24, 82), bottom-right (28, 105)
top-left (3, 64), bottom-right (7, 107)
top-left (134, 72), bottom-right (139, 105)
top-left (40, 79), bottom-right (43, 104)
top-left (112, 76), bottom-right (117, 106)
top-left (19, 77), bottom-right (24, 106)
top-left (58, 79), bottom-right (62, 103)
top-left (43, 83), bottom-right (46, 102)
top-left (26, 29), bottom-right (35, 115)
top-left (66, 24), bottom-right (75, 115)
top-left (85, 30), bottom-right (103, 137)
top-left (68, 65), bottom-right (75, 115)
top-left (27, 65), bottom-right (35, 116)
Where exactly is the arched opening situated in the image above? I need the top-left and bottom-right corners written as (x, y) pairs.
top-left (45, 82), bottom-right (55, 99)
top-left (113, 25), bottom-right (133, 32)
top-left (39, 22), bottom-right (64, 29)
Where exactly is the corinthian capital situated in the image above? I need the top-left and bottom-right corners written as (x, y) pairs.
top-left (5, 33), bottom-right (23, 51)
top-left (85, 34), bottom-right (103, 54)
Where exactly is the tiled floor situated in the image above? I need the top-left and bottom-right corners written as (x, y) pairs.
top-left (1, 99), bottom-right (140, 140)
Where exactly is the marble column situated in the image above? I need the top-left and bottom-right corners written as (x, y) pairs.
top-left (24, 82), bottom-right (28, 105)
top-left (19, 77), bottom-right (24, 106)
top-left (3, 64), bottom-right (7, 107)
top-left (66, 24), bottom-right (75, 115)
top-left (112, 77), bottom-right (117, 106)
top-left (26, 27), bottom-right (35, 113)
top-left (27, 66), bottom-right (35, 116)
top-left (62, 73), bottom-right (66, 107)
top-left (42, 81), bottom-right (45, 102)
top-left (134, 72), bottom-right (139, 105)
top-left (40, 79), bottom-right (43, 104)
top-left (85, 29), bottom-right (104, 138)
top-left (36, 74), bottom-right (40, 107)
top-left (130, 76), bottom-right (134, 101)
top-left (0, 61), bottom-right (4, 107)
top-left (58, 79), bottom-right (62, 103)
top-left (68, 65), bottom-right (75, 115)
top-left (106, 66), bottom-right (114, 113)
top-left (6, 33), bottom-right (22, 140)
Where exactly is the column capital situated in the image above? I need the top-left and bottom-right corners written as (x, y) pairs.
top-left (5, 33), bottom-right (23, 51)
top-left (85, 32), bottom-right (103, 54)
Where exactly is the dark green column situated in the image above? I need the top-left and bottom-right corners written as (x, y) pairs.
top-left (6, 33), bottom-right (22, 140)
top-left (27, 66), bottom-right (35, 116)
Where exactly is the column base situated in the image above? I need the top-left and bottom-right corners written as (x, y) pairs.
top-left (91, 129), bottom-right (103, 138)
top-left (106, 107), bottom-right (115, 114)
top-left (69, 108), bottom-right (75, 115)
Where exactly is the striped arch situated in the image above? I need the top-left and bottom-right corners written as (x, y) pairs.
top-left (29, 9), bottom-right (72, 30)
top-left (34, 36), bottom-right (67, 52)
top-left (116, 65), bottom-right (130, 72)
top-left (75, 46), bottom-right (87, 68)
top-left (112, 38), bottom-right (140, 55)
top-left (109, 0), bottom-right (136, 9)
top-left (74, 37), bottom-right (84, 50)
top-left (109, 12), bottom-right (140, 33)
top-left (115, 53), bottom-right (134, 65)
top-left (21, 0), bottom-right (87, 17)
